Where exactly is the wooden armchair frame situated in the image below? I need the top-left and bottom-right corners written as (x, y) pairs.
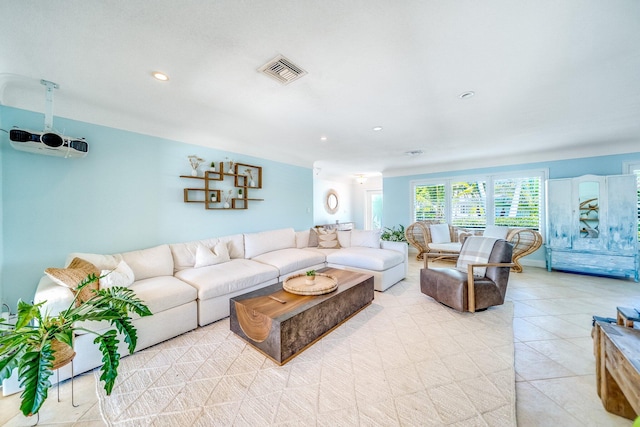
top-left (423, 250), bottom-right (515, 313)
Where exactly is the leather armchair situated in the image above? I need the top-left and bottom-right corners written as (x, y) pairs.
top-left (420, 238), bottom-right (513, 312)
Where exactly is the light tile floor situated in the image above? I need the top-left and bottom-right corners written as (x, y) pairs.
top-left (1, 259), bottom-right (639, 426)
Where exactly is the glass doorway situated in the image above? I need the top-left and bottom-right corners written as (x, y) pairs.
top-left (366, 190), bottom-right (383, 230)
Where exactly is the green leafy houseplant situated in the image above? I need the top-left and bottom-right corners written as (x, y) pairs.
top-left (305, 270), bottom-right (316, 285)
top-left (0, 274), bottom-right (152, 417)
top-left (380, 224), bottom-right (408, 244)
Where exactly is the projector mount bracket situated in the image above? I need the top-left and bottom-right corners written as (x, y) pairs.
top-left (40, 79), bottom-right (59, 131)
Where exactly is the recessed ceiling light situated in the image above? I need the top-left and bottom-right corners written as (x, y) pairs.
top-left (372, 126), bottom-right (383, 131)
top-left (404, 150), bottom-right (423, 157)
top-left (320, 136), bottom-right (328, 141)
top-left (459, 91), bottom-right (475, 99)
top-left (152, 71), bottom-right (169, 81)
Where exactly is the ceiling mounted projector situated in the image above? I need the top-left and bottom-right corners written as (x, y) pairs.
top-left (9, 128), bottom-right (88, 158)
top-left (8, 79), bottom-right (88, 158)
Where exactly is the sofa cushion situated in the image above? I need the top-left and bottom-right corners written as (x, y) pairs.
top-left (326, 247), bottom-right (404, 271)
top-left (351, 230), bottom-right (381, 249)
top-left (251, 248), bottom-right (326, 276)
top-left (430, 223), bottom-right (451, 244)
top-left (308, 228), bottom-right (319, 247)
top-left (46, 257), bottom-right (98, 289)
top-left (337, 230), bottom-right (351, 248)
top-left (100, 260), bottom-right (135, 289)
top-left (175, 259), bottom-right (279, 300)
top-left (194, 242), bottom-right (230, 268)
top-left (122, 244), bottom-right (174, 281)
top-left (218, 234), bottom-right (244, 259)
top-left (170, 238), bottom-right (220, 271)
top-left (34, 276), bottom-right (73, 315)
top-left (317, 229), bottom-right (341, 249)
top-left (296, 229), bottom-right (310, 248)
top-left (244, 228), bottom-right (296, 258)
top-left (45, 257), bottom-right (100, 303)
top-left (129, 276), bottom-right (197, 316)
top-left (65, 252), bottom-right (122, 270)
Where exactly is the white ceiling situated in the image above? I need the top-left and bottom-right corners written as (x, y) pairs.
top-left (1, 1), bottom-right (639, 179)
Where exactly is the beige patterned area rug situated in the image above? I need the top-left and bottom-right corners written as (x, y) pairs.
top-left (96, 279), bottom-right (515, 426)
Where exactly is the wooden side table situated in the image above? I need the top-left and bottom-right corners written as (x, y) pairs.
top-left (593, 321), bottom-right (640, 420)
top-left (617, 306), bottom-right (640, 328)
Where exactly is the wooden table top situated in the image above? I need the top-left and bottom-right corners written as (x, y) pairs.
top-left (232, 268), bottom-right (372, 322)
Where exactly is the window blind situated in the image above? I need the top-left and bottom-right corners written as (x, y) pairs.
top-left (493, 176), bottom-right (542, 230)
top-left (451, 181), bottom-right (486, 229)
top-left (414, 184), bottom-right (445, 221)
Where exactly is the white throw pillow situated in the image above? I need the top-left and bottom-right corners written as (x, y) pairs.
top-left (430, 223), bottom-right (451, 244)
top-left (100, 260), bottom-right (135, 289)
top-left (351, 230), bottom-right (381, 249)
top-left (194, 242), bottom-right (231, 268)
top-left (65, 252), bottom-right (122, 270)
top-left (483, 225), bottom-right (509, 239)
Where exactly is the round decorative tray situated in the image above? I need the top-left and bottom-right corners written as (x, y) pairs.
top-left (283, 273), bottom-right (338, 295)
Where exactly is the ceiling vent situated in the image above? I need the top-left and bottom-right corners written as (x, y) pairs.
top-left (258, 55), bottom-right (307, 85)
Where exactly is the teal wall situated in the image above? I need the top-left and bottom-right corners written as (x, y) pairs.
top-left (0, 106), bottom-right (313, 306)
top-left (383, 152), bottom-right (640, 263)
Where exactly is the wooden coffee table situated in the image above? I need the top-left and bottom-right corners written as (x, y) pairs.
top-left (229, 268), bottom-right (374, 364)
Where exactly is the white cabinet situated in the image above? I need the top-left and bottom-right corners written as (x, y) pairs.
top-left (546, 174), bottom-right (638, 281)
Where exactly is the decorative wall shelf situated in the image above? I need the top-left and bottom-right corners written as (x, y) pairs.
top-left (180, 162), bottom-right (263, 210)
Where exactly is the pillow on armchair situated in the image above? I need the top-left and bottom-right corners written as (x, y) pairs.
top-left (483, 225), bottom-right (509, 239)
top-left (429, 223), bottom-right (451, 244)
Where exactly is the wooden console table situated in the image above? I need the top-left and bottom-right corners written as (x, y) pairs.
top-left (593, 321), bottom-right (640, 420)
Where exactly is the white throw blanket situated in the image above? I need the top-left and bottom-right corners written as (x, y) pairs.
top-left (456, 236), bottom-right (500, 276)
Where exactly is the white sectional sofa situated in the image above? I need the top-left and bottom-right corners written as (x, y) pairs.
top-left (2, 227), bottom-right (407, 395)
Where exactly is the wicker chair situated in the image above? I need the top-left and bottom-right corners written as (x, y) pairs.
top-left (406, 221), bottom-right (542, 273)
top-left (405, 221), bottom-right (468, 261)
top-left (504, 228), bottom-right (543, 273)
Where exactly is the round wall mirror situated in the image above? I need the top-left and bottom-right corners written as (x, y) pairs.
top-left (325, 189), bottom-right (339, 214)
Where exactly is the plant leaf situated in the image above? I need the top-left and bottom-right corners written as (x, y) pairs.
top-left (53, 330), bottom-right (73, 347)
top-left (0, 342), bottom-right (26, 381)
top-left (111, 315), bottom-right (138, 354)
top-left (15, 300), bottom-right (42, 330)
top-left (18, 345), bottom-right (53, 416)
top-left (84, 286), bottom-right (152, 318)
top-left (95, 330), bottom-right (120, 395)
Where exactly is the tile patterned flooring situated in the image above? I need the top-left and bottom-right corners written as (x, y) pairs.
top-left (1, 258), bottom-right (639, 426)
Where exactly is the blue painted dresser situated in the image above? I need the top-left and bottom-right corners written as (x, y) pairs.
top-left (545, 174), bottom-right (639, 281)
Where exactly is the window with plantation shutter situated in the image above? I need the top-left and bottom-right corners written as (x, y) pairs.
top-left (451, 180), bottom-right (486, 229)
top-left (414, 183), bottom-right (446, 221)
top-left (493, 176), bottom-right (542, 230)
top-left (411, 169), bottom-right (547, 234)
